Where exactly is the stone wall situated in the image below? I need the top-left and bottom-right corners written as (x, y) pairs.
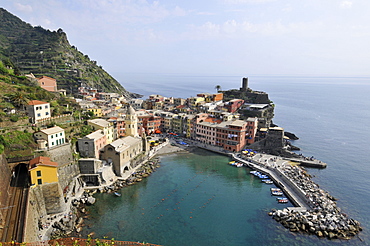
top-left (24, 186), bottom-right (47, 243)
top-left (0, 155), bottom-right (11, 229)
top-left (42, 183), bottom-right (66, 214)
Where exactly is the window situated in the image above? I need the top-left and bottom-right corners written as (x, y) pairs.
top-left (60, 133), bottom-right (62, 136)
top-left (37, 113), bottom-right (41, 117)
top-left (37, 170), bottom-right (41, 177)
top-left (37, 179), bottom-right (42, 185)
top-left (45, 105), bottom-right (48, 109)
top-left (52, 142), bottom-right (54, 146)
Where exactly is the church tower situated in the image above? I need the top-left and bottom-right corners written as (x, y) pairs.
top-left (125, 105), bottom-right (139, 137)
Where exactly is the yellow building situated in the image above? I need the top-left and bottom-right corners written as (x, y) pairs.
top-left (29, 156), bottom-right (58, 187)
top-left (87, 107), bottom-right (102, 117)
top-left (88, 118), bottom-right (115, 144)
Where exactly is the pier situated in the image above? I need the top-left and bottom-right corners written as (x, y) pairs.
top-left (231, 153), bottom-right (312, 210)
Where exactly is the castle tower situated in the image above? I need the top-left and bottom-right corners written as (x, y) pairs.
top-left (240, 77), bottom-right (248, 92)
top-left (125, 105), bottom-right (139, 137)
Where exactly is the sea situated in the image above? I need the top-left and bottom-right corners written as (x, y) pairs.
top-left (80, 74), bottom-right (370, 246)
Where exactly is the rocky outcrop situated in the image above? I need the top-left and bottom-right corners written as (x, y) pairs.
top-left (268, 165), bottom-right (362, 239)
top-left (270, 208), bottom-right (362, 239)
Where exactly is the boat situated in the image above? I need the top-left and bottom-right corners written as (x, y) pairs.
top-left (271, 191), bottom-right (283, 196)
top-left (270, 188), bottom-right (281, 192)
top-left (261, 179), bottom-right (273, 184)
top-left (114, 192), bottom-right (121, 197)
top-left (229, 161), bottom-right (236, 165)
top-left (277, 198), bottom-right (289, 203)
top-left (235, 163), bottom-right (243, 167)
top-left (250, 171), bottom-right (259, 175)
top-left (258, 175), bottom-right (269, 179)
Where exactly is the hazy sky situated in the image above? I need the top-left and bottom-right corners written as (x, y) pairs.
top-left (2, 0), bottom-right (370, 76)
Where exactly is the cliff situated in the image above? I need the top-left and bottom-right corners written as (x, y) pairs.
top-left (0, 8), bottom-right (138, 98)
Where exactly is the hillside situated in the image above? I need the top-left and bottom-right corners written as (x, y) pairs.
top-left (0, 8), bottom-right (138, 98)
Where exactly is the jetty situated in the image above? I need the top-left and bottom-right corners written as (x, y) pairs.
top-left (232, 153), bottom-right (312, 210)
top-left (230, 152), bottom-right (361, 239)
top-left (283, 157), bottom-right (327, 168)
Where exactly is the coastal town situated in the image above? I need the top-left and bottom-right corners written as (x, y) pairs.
top-left (0, 74), bottom-right (362, 244)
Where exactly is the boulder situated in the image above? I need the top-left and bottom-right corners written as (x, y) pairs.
top-left (86, 196), bottom-right (96, 205)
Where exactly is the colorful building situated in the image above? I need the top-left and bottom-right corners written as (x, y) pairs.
top-left (88, 119), bottom-right (115, 144)
top-left (78, 130), bottom-right (107, 158)
top-left (29, 156), bottom-right (58, 186)
top-left (37, 76), bottom-right (57, 92)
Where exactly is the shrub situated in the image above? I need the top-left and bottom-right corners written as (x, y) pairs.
top-left (9, 115), bottom-right (19, 122)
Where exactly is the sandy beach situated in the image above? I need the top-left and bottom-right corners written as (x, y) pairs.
top-left (155, 142), bottom-right (188, 155)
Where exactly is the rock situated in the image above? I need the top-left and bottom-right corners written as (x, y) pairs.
top-left (316, 231), bottom-right (323, 237)
top-left (86, 196), bottom-right (96, 205)
top-left (328, 232), bottom-right (336, 239)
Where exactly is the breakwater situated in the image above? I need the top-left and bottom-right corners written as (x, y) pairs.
top-left (232, 153), bottom-right (362, 239)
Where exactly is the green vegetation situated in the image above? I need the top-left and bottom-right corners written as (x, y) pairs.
top-left (0, 8), bottom-right (133, 97)
top-left (1, 130), bottom-right (37, 157)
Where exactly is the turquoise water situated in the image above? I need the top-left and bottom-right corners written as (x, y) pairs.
top-left (82, 75), bottom-right (370, 245)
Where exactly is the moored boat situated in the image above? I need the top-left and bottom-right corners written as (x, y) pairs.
top-left (277, 198), bottom-right (288, 203)
top-left (271, 191), bottom-right (283, 196)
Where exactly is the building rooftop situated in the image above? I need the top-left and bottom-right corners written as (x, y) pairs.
top-left (40, 126), bottom-right (64, 135)
top-left (29, 156), bottom-right (58, 169)
top-left (85, 130), bottom-right (105, 140)
top-left (88, 119), bottom-right (111, 128)
top-left (28, 100), bottom-right (48, 106)
top-left (110, 136), bottom-right (141, 152)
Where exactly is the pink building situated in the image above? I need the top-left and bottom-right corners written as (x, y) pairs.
top-left (192, 114), bottom-right (258, 152)
top-left (78, 130), bottom-right (107, 159)
top-left (37, 76), bottom-right (57, 92)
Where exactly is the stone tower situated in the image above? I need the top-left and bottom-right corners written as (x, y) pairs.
top-left (240, 77), bottom-right (249, 92)
top-left (125, 105), bottom-right (139, 137)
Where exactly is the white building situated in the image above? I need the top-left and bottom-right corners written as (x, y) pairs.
top-left (34, 126), bottom-right (66, 149)
top-left (26, 100), bottom-right (51, 123)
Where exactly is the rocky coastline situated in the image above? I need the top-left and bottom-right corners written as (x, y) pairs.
top-left (267, 165), bottom-right (362, 240)
top-left (47, 157), bottom-right (162, 239)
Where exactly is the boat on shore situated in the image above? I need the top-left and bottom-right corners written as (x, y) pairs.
top-left (114, 192), bottom-right (121, 197)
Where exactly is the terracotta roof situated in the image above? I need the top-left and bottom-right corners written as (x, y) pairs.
top-left (28, 100), bottom-right (48, 106)
top-left (29, 156), bottom-right (58, 169)
top-left (37, 75), bottom-right (56, 81)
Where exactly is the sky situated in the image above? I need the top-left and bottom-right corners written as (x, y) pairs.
top-left (2, 0), bottom-right (370, 77)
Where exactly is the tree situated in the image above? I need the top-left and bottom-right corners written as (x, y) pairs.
top-left (215, 85), bottom-right (221, 93)
top-left (6, 91), bottom-right (29, 108)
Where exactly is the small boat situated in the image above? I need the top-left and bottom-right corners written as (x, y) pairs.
top-left (261, 179), bottom-right (273, 184)
top-left (235, 163), bottom-right (243, 167)
top-left (277, 198), bottom-right (289, 203)
top-left (270, 188), bottom-right (281, 192)
top-left (250, 171), bottom-right (259, 175)
top-left (271, 191), bottom-right (283, 196)
top-left (258, 175), bottom-right (269, 179)
top-left (114, 192), bottom-right (121, 197)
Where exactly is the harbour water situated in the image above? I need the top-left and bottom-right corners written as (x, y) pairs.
top-left (82, 74), bottom-right (370, 245)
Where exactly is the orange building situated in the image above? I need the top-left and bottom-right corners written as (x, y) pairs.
top-left (37, 76), bottom-right (57, 92)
